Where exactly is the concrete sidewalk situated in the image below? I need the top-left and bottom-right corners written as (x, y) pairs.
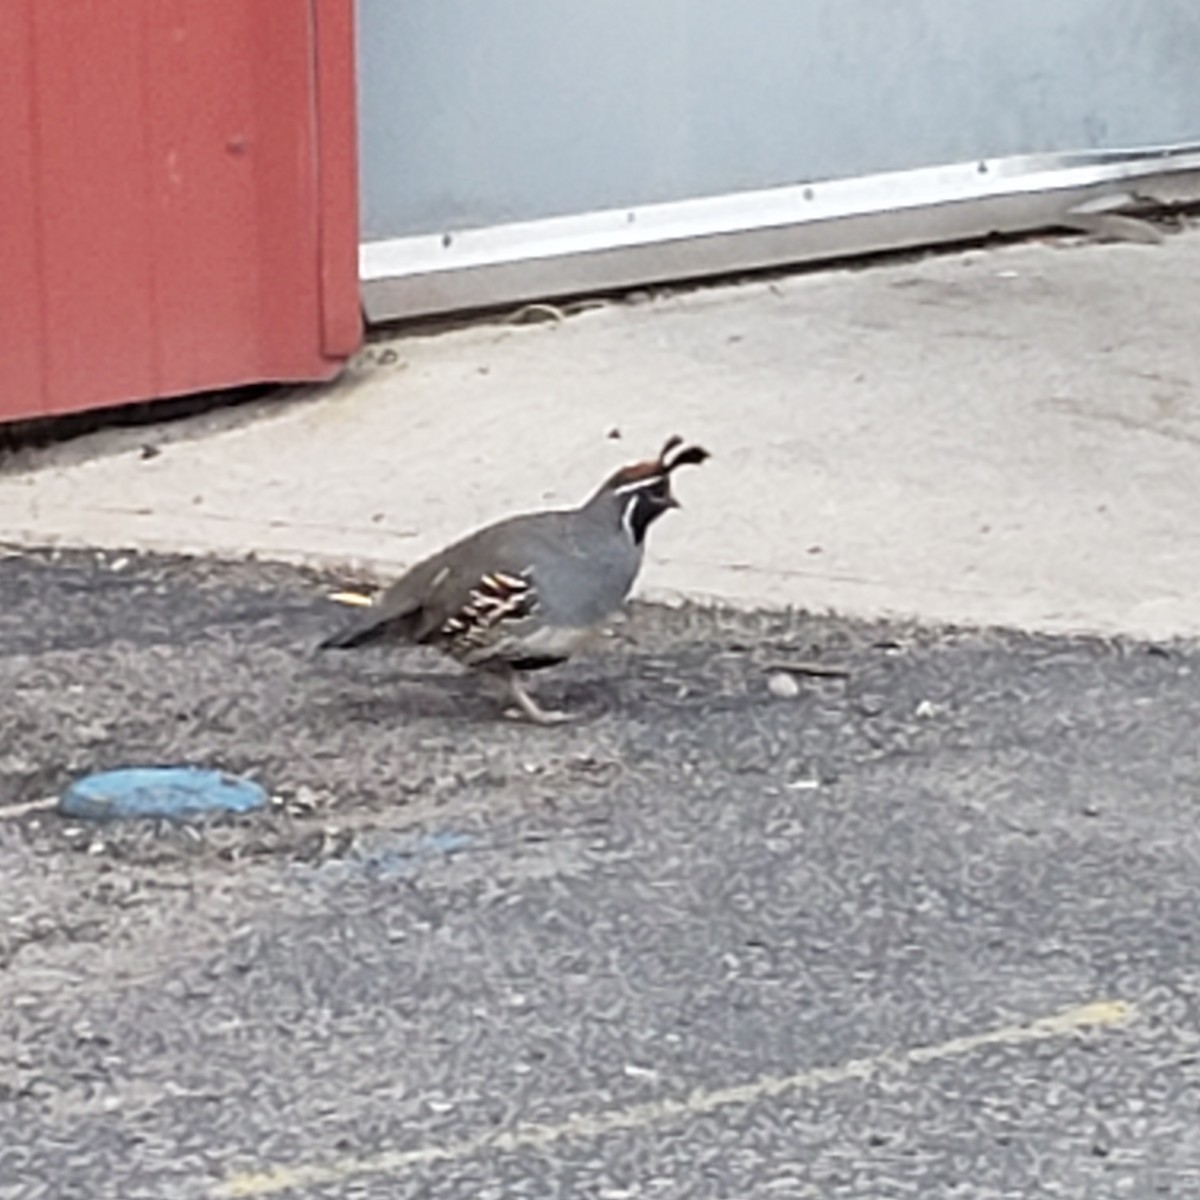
top-left (3, 228), bottom-right (1199, 639)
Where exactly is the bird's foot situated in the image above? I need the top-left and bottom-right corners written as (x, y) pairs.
top-left (505, 673), bottom-right (575, 725)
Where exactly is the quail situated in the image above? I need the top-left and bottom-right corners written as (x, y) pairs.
top-left (320, 436), bottom-right (709, 723)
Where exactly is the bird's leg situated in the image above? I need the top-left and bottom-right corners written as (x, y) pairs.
top-left (503, 669), bottom-right (574, 725)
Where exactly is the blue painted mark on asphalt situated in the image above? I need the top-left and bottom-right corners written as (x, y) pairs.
top-left (59, 767), bottom-right (267, 822)
top-left (316, 830), bottom-right (475, 881)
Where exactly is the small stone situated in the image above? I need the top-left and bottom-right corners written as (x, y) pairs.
top-left (787, 778), bottom-right (820, 791)
top-left (623, 1064), bottom-right (659, 1081)
top-left (291, 785), bottom-right (320, 812)
top-left (768, 672), bottom-right (801, 699)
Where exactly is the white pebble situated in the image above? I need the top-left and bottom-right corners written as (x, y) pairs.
top-left (767, 672), bottom-right (801, 699)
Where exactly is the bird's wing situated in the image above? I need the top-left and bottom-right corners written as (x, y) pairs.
top-left (320, 510), bottom-right (572, 650)
top-left (408, 513), bottom-right (568, 642)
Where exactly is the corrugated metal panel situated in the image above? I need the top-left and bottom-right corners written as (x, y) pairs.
top-left (0, 0), bottom-right (44, 412)
top-left (359, 0), bottom-right (1200, 239)
top-left (314, 0), bottom-right (363, 359)
top-left (0, 0), bottom-right (360, 424)
top-left (357, 0), bottom-right (1200, 322)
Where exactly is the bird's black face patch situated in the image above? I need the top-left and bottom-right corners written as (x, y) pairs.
top-left (619, 474), bottom-right (677, 544)
top-left (598, 435), bottom-right (708, 545)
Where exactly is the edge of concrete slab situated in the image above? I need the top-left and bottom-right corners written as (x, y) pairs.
top-left (3, 533), bottom-right (1190, 651)
top-left (3, 230), bottom-right (1199, 645)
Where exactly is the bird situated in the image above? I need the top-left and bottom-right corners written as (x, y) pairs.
top-left (319, 435), bottom-right (709, 723)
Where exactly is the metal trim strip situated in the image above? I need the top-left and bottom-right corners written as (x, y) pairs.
top-left (360, 143), bottom-right (1200, 323)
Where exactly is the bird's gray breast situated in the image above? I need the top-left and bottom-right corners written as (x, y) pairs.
top-left (521, 514), bottom-right (642, 629)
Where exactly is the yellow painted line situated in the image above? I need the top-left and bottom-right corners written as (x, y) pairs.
top-left (215, 999), bottom-right (1133, 1198)
top-left (328, 591), bottom-right (373, 607)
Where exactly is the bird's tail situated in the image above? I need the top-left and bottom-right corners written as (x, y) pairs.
top-left (317, 617), bottom-right (389, 651)
top-left (320, 577), bottom-right (426, 652)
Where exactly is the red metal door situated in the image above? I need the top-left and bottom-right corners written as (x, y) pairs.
top-left (0, 0), bottom-right (360, 423)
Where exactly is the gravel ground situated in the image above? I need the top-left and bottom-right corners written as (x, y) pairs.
top-left (3, 547), bottom-right (1200, 1198)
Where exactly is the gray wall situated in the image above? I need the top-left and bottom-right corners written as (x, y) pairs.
top-left (358, 0), bottom-right (1200, 240)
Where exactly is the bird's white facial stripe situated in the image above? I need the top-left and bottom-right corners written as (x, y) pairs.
top-left (621, 494), bottom-right (638, 543)
top-left (612, 474), bottom-right (666, 497)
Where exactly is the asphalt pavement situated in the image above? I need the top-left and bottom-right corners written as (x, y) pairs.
top-left (3, 547), bottom-right (1200, 1198)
